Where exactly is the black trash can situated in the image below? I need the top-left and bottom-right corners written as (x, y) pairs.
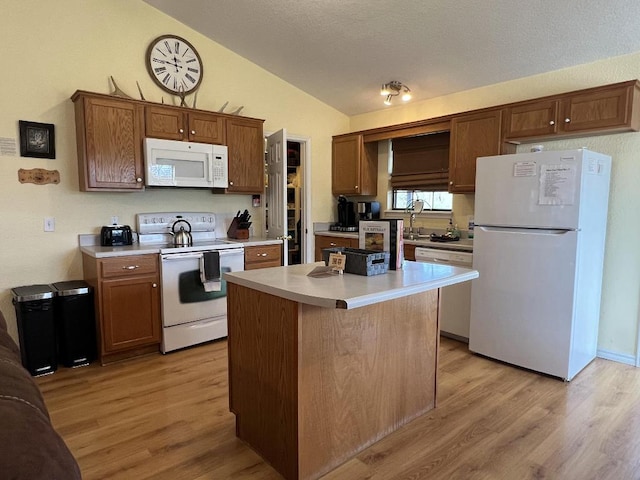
top-left (52, 280), bottom-right (96, 368)
top-left (11, 284), bottom-right (57, 376)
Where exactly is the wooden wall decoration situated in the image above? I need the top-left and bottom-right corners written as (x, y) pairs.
top-left (18, 168), bottom-right (60, 185)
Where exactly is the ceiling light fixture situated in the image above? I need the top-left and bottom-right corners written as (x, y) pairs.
top-left (380, 81), bottom-right (411, 106)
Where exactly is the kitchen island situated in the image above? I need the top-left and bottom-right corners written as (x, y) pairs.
top-left (224, 261), bottom-right (478, 480)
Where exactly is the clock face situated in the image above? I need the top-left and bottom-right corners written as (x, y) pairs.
top-left (146, 35), bottom-right (203, 94)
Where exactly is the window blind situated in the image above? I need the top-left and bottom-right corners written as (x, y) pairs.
top-left (391, 132), bottom-right (450, 191)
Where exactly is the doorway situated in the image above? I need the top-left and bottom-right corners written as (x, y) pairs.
top-left (265, 131), bottom-right (311, 265)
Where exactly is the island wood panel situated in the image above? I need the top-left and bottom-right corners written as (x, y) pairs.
top-left (227, 283), bottom-right (299, 479)
top-left (227, 283), bottom-right (440, 480)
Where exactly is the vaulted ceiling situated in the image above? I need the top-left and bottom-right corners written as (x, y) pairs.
top-left (143, 0), bottom-right (640, 116)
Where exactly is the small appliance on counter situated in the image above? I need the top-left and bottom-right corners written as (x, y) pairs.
top-left (357, 201), bottom-right (380, 220)
top-left (100, 225), bottom-right (133, 246)
top-left (335, 195), bottom-right (358, 231)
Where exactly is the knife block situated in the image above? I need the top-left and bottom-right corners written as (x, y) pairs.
top-left (227, 218), bottom-right (250, 239)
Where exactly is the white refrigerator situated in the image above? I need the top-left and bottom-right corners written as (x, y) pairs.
top-left (469, 149), bottom-right (611, 380)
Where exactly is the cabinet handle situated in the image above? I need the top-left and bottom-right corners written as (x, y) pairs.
top-left (565, 118), bottom-right (571, 123)
top-left (152, 283), bottom-right (158, 288)
top-left (123, 265), bottom-right (140, 270)
top-left (449, 181), bottom-right (453, 185)
top-left (258, 253), bottom-right (268, 257)
top-left (179, 128), bottom-right (184, 133)
top-left (549, 120), bottom-right (555, 125)
top-left (354, 185), bottom-right (358, 190)
top-left (229, 181), bottom-right (234, 186)
top-left (136, 177), bottom-right (143, 183)
top-left (191, 130), bottom-right (196, 135)
top-left (330, 242), bottom-right (337, 246)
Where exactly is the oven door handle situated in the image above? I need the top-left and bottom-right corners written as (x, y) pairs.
top-left (161, 248), bottom-right (244, 261)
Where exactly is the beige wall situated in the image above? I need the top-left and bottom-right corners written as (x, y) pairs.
top-left (353, 53), bottom-right (640, 362)
top-left (0, 0), bottom-right (348, 340)
top-left (2, 0), bottom-right (638, 363)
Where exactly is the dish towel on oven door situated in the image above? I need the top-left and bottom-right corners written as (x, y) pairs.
top-left (200, 251), bottom-right (222, 292)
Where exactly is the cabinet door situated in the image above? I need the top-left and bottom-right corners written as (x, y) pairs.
top-left (226, 117), bottom-right (265, 193)
top-left (76, 95), bottom-right (144, 191)
top-left (100, 274), bottom-right (160, 353)
top-left (560, 84), bottom-right (633, 134)
top-left (315, 235), bottom-right (357, 261)
top-left (332, 135), bottom-right (378, 196)
top-left (504, 100), bottom-right (559, 140)
top-left (244, 244), bottom-right (283, 270)
top-left (188, 111), bottom-right (226, 144)
top-left (145, 105), bottom-right (186, 140)
top-left (449, 109), bottom-right (503, 194)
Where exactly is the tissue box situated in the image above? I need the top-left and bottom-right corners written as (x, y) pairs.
top-left (321, 247), bottom-right (389, 276)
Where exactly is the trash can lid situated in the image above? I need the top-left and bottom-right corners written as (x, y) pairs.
top-left (11, 284), bottom-right (56, 302)
top-left (51, 280), bottom-right (92, 296)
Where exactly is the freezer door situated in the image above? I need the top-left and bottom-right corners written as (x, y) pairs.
top-left (475, 150), bottom-right (593, 229)
top-left (469, 226), bottom-right (580, 379)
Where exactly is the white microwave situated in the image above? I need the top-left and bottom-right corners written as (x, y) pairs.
top-left (144, 138), bottom-right (228, 188)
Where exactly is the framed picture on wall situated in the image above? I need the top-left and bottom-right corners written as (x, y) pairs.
top-left (19, 120), bottom-right (55, 159)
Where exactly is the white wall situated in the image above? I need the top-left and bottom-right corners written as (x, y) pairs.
top-left (0, 0), bottom-right (348, 340)
top-left (352, 53), bottom-right (640, 362)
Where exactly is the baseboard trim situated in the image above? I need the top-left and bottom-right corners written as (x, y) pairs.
top-left (596, 348), bottom-right (636, 366)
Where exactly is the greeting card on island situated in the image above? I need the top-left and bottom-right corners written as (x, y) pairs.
top-left (358, 219), bottom-right (404, 270)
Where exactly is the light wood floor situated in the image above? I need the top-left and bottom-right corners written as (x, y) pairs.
top-left (37, 337), bottom-right (640, 480)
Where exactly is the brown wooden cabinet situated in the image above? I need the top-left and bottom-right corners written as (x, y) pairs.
top-left (404, 243), bottom-right (416, 261)
top-left (332, 134), bottom-right (378, 196)
top-left (504, 80), bottom-right (640, 142)
top-left (449, 109), bottom-right (515, 193)
top-left (145, 105), bottom-right (226, 144)
top-left (82, 254), bottom-right (161, 365)
top-left (244, 244), bottom-right (283, 270)
top-left (314, 234), bottom-right (359, 261)
top-left (225, 116), bottom-right (265, 194)
top-left (72, 92), bottom-right (145, 191)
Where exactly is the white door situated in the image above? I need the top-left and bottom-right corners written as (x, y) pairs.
top-left (266, 129), bottom-right (288, 265)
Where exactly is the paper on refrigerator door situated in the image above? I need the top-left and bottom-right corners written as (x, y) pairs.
top-left (538, 164), bottom-right (577, 206)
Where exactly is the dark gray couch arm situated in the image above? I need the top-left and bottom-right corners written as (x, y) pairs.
top-left (0, 310), bottom-right (82, 479)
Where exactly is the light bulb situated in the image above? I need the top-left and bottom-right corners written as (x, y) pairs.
top-left (402, 89), bottom-right (412, 101)
top-left (384, 94), bottom-right (393, 106)
top-left (380, 84), bottom-right (390, 96)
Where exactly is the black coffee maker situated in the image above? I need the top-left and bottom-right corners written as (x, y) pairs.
top-left (337, 195), bottom-right (357, 230)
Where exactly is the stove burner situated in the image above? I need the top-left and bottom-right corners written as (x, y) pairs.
top-left (329, 224), bottom-right (358, 232)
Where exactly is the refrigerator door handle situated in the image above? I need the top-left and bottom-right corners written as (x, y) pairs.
top-left (477, 226), bottom-right (578, 235)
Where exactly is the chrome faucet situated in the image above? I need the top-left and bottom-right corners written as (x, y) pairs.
top-left (407, 199), bottom-right (424, 240)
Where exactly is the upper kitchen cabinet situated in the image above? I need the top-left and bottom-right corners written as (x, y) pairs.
top-left (72, 91), bottom-right (145, 192)
top-left (449, 109), bottom-right (515, 193)
top-left (504, 80), bottom-right (640, 142)
top-left (225, 116), bottom-right (265, 194)
top-left (332, 133), bottom-right (378, 196)
top-left (145, 105), bottom-right (226, 144)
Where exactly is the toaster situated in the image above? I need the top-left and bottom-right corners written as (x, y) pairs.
top-left (100, 225), bottom-right (133, 246)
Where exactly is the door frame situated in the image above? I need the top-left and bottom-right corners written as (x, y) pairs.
top-left (264, 130), bottom-right (312, 263)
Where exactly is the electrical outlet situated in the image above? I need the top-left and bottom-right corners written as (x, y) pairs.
top-left (111, 216), bottom-right (118, 225)
top-left (44, 217), bottom-right (55, 232)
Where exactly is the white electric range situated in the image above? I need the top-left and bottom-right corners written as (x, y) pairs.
top-left (137, 212), bottom-right (245, 353)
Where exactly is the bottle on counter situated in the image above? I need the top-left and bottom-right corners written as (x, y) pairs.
top-left (468, 216), bottom-right (474, 239)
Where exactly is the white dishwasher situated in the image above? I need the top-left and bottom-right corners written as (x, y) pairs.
top-left (414, 247), bottom-right (473, 342)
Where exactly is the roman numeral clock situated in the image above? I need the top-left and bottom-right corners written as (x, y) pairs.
top-left (146, 34), bottom-right (203, 95)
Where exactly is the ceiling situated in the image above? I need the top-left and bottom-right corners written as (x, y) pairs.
top-left (143, 0), bottom-right (640, 116)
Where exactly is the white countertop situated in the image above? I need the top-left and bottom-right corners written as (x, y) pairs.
top-left (314, 230), bottom-right (474, 252)
top-left (79, 236), bottom-right (281, 258)
top-left (224, 261), bottom-right (478, 310)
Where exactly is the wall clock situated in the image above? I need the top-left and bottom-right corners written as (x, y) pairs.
top-left (146, 34), bottom-right (203, 95)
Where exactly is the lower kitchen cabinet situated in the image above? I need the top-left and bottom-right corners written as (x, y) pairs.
top-left (315, 234), bottom-right (359, 262)
top-left (82, 254), bottom-right (161, 365)
top-left (404, 244), bottom-right (416, 261)
top-left (244, 244), bottom-right (283, 270)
